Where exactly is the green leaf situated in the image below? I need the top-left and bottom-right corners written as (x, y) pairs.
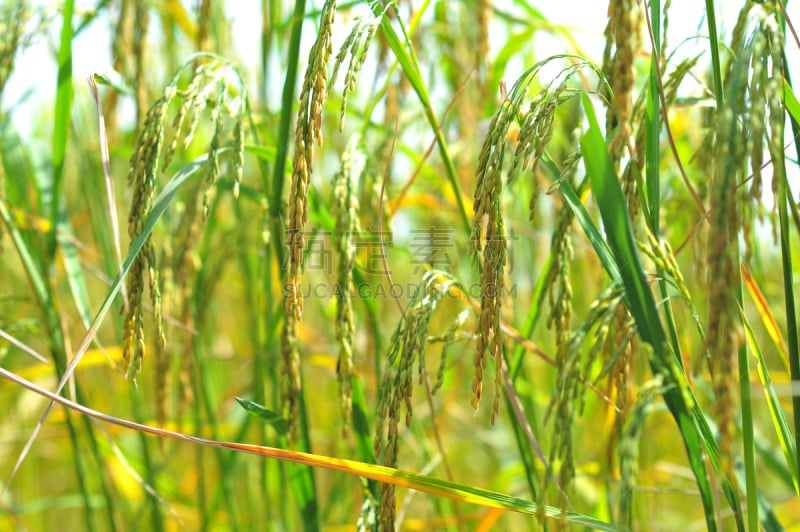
top-left (92, 71), bottom-right (134, 96)
top-left (742, 307), bottom-right (799, 496)
top-left (557, 178), bottom-right (620, 284)
top-left (244, 144), bottom-right (277, 164)
top-left (58, 225), bottom-right (93, 327)
top-left (784, 79), bottom-right (800, 127)
top-left (235, 397), bottom-right (288, 435)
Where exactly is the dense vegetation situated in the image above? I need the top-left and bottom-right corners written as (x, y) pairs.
top-left (1, 0), bottom-right (800, 530)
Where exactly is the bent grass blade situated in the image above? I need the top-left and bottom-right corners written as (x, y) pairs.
top-left (0, 363), bottom-right (624, 532)
top-left (2, 158), bottom-right (207, 491)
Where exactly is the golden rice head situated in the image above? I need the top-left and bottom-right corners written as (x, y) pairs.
top-left (280, 314), bottom-right (302, 442)
top-left (333, 138), bottom-right (365, 436)
top-left (333, 11), bottom-right (380, 131)
top-left (765, 15), bottom-right (785, 241)
top-left (373, 273), bottom-right (462, 531)
top-left (122, 92), bottom-right (173, 379)
top-left (122, 56), bottom-right (247, 381)
top-left (286, 0), bottom-right (337, 322)
top-left (472, 59), bottom-right (599, 421)
top-left (471, 106), bottom-right (511, 419)
top-left (602, 0), bottom-right (641, 158)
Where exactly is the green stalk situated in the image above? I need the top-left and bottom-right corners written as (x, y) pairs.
top-left (193, 322), bottom-right (242, 531)
top-left (269, 0), bottom-right (306, 242)
top-left (129, 384), bottom-right (164, 531)
top-left (246, 76), bottom-right (284, 532)
top-left (781, 46), bottom-right (800, 500)
top-left (645, 0), bottom-right (661, 232)
top-left (264, 2), bottom-right (319, 530)
top-left (234, 197), bottom-right (270, 522)
top-left (777, 107), bottom-right (800, 502)
top-left (704, 0), bottom-right (725, 108)
top-left (48, 0), bottom-right (74, 261)
top-left (195, 199), bottom-right (242, 531)
top-left (737, 282), bottom-right (758, 531)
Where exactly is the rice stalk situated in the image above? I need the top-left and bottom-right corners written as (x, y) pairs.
top-left (374, 270), bottom-right (466, 532)
top-left (133, 0), bottom-right (149, 128)
top-left (122, 55), bottom-right (246, 382)
top-left (333, 137), bottom-right (366, 436)
top-left (196, 0), bottom-right (212, 52)
top-left (286, 0), bottom-right (336, 322)
top-left (601, 0), bottom-right (641, 163)
top-left (332, 10), bottom-right (381, 132)
top-left (618, 376), bottom-right (664, 528)
top-left (472, 58), bottom-right (603, 423)
top-left (708, 2), bottom-right (783, 479)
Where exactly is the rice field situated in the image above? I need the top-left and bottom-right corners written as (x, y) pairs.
top-left (1, 1), bottom-right (799, 530)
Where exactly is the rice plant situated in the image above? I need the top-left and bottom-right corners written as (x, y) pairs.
top-left (1, 1), bottom-right (799, 530)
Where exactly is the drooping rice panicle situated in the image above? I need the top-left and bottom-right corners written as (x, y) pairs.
top-left (333, 137), bottom-right (365, 436)
top-left (122, 55), bottom-right (247, 394)
top-left (374, 271), bottom-right (465, 531)
top-left (285, 0), bottom-right (336, 322)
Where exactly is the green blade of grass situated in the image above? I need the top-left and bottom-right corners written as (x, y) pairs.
top-left (704, 0), bottom-right (724, 108)
top-left (267, 0), bottom-right (306, 255)
top-left (782, 79), bottom-right (800, 123)
top-left (733, 453), bottom-right (783, 532)
top-left (557, 178), bottom-right (620, 283)
top-left (580, 95), bottom-right (664, 347)
top-left (740, 307), bottom-right (799, 496)
top-left (775, 93), bottom-right (800, 498)
top-left (48, 0), bottom-right (74, 261)
top-left (737, 284), bottom-right (759, 531)
top-left (57, 226), bottom-right (93, 327)
top-left (645, 0), bottom-right (661, 231)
